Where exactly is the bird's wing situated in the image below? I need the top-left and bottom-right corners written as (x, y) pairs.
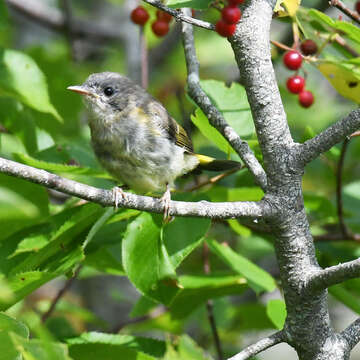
top-left (146, 100), bottom-right (194, 153)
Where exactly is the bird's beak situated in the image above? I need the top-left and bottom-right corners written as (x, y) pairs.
top-left (67, 85), bottom-right (97, 97)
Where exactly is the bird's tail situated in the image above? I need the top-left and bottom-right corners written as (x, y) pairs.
top-left (195, 154), bottom-right (242, 171)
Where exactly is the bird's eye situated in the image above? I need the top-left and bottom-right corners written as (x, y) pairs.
top-left (104, 87), bottom-right (114, 96)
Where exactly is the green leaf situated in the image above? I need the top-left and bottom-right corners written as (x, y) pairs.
top-left (122, 213), bottom-right (180, 305)
top-left (0, 98), bottom-right (38, 154)
top-left (266, 299), bottom-right (287, 329)
top-left (308, 9), bottom-right (335, 27)
top-left (191, 80), bottom-right (254, 154)
top-left (166, 0), bottom-right (213, 10)
top-left (0, 312), bottom-right (29, 360)
top-left (169, 274), bottom-right (247, 319)
top-left (0, 271), bottom-right (58, 311)
top-left (191, 109), bottom-right (233, 154)
top-left (164, 335), bottom-right (211, 360)
top-left (200, 80), bottom-right (254, 137)
top-left (0, 49), bottom-right (61, 121)
top-left (13, 153), bottom-right (112, 179)
top-left (9, 204), bottom-right (103, 276)
top-left (164, 217), bottom-right (210, 269)
top-left (10, 333), bottom-right (72, 360)
top-left (231, 303), bottom-right (276, 330)
top-left (67, 332), bottom-right (165, 360)
top-left (206, 238), bottom-right (276, 293)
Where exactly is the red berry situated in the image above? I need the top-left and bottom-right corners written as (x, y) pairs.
top-left (227, 0), bottom-right (245, 6)
top-left (221, 6), bottom-right (241, 24)
top-left (355, 1), bottom-right (360, 14)
top-left (283, 50), bottom-right (302, 70)
top-left (151, 20), bottom-right (169, 37)
top-left (286, 75), bottom-right (305, 94)
top-left (298, 90), bottom-right (314, 108)
top-left (300, 39), bottom-right (318, 56)
top-left (130, 6), bottom-right (149, 26)
top-left (215, 19), bottom-right (236, 37)
top-left (156, 10), bottom-right (173, 23)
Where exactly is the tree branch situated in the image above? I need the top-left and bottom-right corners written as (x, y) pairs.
top-left (329, 0), bottom-right (360, 25)
top-left (227, 330), bottom-right (285, 360)
top-left (142, 0), bottom-right (214, 30)
top-left (307, 258), bottom-right (360, 292)
top-left (6, 0), bottom-right (125, 41)
top-left (180, 9), bottom-right (267, 191)
top-left (0, 156), bottom-right (272, 219)
top-left (341, 318), bottom-right (360, 350)
top-left (299, 108), bottom-right (360, 165)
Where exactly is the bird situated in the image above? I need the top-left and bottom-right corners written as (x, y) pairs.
top-left (67, 72), bottom-right (241, 218)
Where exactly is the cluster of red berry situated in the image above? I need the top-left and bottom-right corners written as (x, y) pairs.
top-left (130, 6), bottom-right (172, 37)
top-left (283, 39), bottom-right (318, 108)
top-left (215, 0), bottom-right (244, 37)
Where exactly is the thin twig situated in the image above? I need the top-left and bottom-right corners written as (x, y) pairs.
top-left (300, 108), bottom-right (360, 165)
top-left (336, 138), bottom-right (352, 239)
top-left (41, 266), bottom-right (82, 323)
top-left (142, 0), bottom-right (214, 30)
top-left (203, 242), bottom-right (223, 360)
top-left (140, 26), bottom-right (148, 89)
top-left (329, 0), bottom-right (360, 25)
top-left (187, 167), bottom-right (240, 192)
top-left (180, 9), bottom-right (268, 191)
top-left (227, 331), bottom-right (285, 360)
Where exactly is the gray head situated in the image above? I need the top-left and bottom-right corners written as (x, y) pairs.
top-left (67, 72), bottom-right (144, 114)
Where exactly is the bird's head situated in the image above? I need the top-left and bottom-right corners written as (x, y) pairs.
top-left (67, 72), bottom-right (139, 120)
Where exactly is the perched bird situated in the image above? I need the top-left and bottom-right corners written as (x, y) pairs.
top-left (67, 72), bottom-right (241, 216)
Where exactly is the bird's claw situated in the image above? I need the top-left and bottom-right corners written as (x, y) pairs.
top-left (161, 186), bottom-right (173, 223)
top-left (112, 187), bottom-right (126, 210)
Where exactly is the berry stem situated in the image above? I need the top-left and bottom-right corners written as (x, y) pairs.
top-left (140, 26), bottom-right (148, 89)
top-left (271, 39), bottom-right (293, 52)
top-left (292, 21), bottom-right (300, 49)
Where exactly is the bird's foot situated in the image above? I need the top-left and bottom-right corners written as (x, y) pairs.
top-left (161, 185), bottom-right (173, 223)
top-left (112, 186), bottom-right (127, 210)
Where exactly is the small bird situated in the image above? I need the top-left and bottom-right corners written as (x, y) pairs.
top-left (67, 72), bottom-right (241, 216)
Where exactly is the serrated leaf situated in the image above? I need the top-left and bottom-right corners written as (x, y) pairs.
top-left (0, 49), bottom-right (61, 121)
top-left (122, 213), bottom-right (180, 305)
top-left (9, 204), bottom-right (103, 276)
top-left (0, 271), bottom-right (58, 311)
top-left (207, 238), bottom-right (276, 293)
top-left (67, 332), bottom-right (165, 360)
top-left (266, 299), bottom-right (286, 329)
